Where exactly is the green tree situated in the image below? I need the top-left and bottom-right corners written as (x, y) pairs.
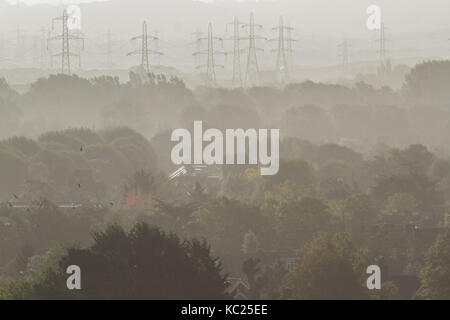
top-left (0, 147), bottom-right (27, 199)
top-left (341, 194), bottom-right (376, 223)
top-left (1, 223), bottom-right (229, 299)
top-left (241, 230), bottom-right (261, 254)
top-left (282, 233), bottom-right (369, 300)
top-left (371, 173), bottom-right (443, 218)
top-left (268, 159), bottom-right (315, 189)
top-left (242, 258), bottom-right (262, 299)
top-left (371, 281), bottom-right (400, 300)
top-left (420, 228), bottom-right (450, 299)
top-left (258, 261), bottom-right (289, 300)
top-left (388, 144), bottom-right (435, 175)
top-left (192, 197), bottom-right (270, 253)
top-left (403, 60), bottom-right (450, 104)
top-left (383, 193), bottom-right (418, 215)
top-left (266, 196), bottom-right (331, 249)
top-left (15, 244), bottom-right (35, 273)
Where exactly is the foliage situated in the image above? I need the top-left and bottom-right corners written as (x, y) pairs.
top-left (420, 228), bottom-right (450, 299)
top-left (1, 223), bottom-right (229, 299)
top-left (282, 233), bottom-right (370, 300)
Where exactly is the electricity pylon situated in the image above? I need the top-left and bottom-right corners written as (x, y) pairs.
top-left (192, 28), bottom-right (205, 67)
top-left (105, 29), bottom-right (113, 68)
top-left (0, 34), bottom-right (7, 69)
top-left (15, 24), bottom-right (24, 62)
top-left (375, 23), bottom-right (391, 75)
top-left (225, 16), bottom-right (245, 87)
top-left (0, 35), bottom-right (3, 68)
top-left (32, 34), bottom-right (39, 66)
top-left (99, 29), bottom-right (121, 69)
top-left (152, 30), bottom-right (162, 65)
top-left (127, 21), bottom-right (163, 73)
top-left (47, 9), bottom-right (84, 74)
top-left (379, 23), bottom-right (386, 64)
top-left (286, 23), bottom-right (296, 73)
top-left (193, 23), bottom-right (226, 87)
top-left (39, 27), bottom-right (48, 68)
top-left (338, 38), bottom-right (350, 70)
top-left (242, 12), bottom-right (265, 87)
top-left (271, 16), bottom-right (295, 84)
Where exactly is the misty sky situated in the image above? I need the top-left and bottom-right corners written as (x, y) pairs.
top-left (1, 0), bottom-right (449, 72)
top-left (7, 0), bottom-right (106, 4)
top-left (3, 0), bottom-right (450, 36)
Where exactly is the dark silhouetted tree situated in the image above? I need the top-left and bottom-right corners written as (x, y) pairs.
top-left (1, 223), bottom-right (229, 300)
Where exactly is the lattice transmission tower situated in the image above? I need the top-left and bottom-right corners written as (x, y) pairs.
top-left (376, 23), bottom-right (392, 75)
top-left (271, 16), bottom-right (296, 84)
top-left (242, 13), bottom-right (265, 87)
top-left (338, 38), bottom-right (351, 71)
top-left (225, 16), bottom-right (246, 87)
top-left (47, 9), bottom-right (84, 74)
top-left (127, 21), bottom-right (163, 73)
top-left (193, 23), bottom-right (226, 87)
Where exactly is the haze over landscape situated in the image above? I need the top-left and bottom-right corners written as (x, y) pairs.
top-left (1, 0), bottom-right (450, 301)
top-left (0, 0), bottom-right (449, 83)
